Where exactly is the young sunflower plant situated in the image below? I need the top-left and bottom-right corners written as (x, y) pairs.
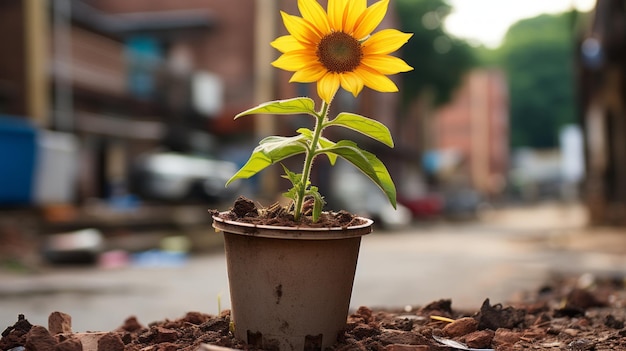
top-left (226, 0), bottom-right (413, 222)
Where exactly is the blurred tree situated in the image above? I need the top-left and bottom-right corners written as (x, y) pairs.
top-left (496, 11), bottom-right (580, 148)
top-left (395, 0), bottom-right (476, 107)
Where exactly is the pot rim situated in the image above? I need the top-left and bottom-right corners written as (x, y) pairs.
top-left (212, 212), bottom-right (373, 240)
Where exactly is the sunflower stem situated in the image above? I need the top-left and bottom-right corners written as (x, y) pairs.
top-left (293, 100), bottom-right (330, 221)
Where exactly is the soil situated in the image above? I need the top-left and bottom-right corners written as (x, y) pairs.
top-left (210, 196), bottom-right (365, 228)
top-left (1, 274), bottom-right (625, 351)
top-left (3, 199), bottom-right (625, 350)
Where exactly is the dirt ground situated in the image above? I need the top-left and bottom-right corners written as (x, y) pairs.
top-left (2, 272), bottom-right (625, 350)
top-left (2, 202), bottom-right (626, 350)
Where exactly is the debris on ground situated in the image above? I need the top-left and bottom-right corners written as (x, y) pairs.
top-left (2, 273), bottom-right (625, 350)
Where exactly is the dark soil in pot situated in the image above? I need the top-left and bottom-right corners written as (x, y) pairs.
top-left (209, 196), bottom-right (366, 228)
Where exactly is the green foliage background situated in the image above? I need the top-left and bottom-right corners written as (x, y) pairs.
top-left (395, 0), bottom-right (476, 107)
top-left (495, 11), bottom-right (581, 148)
top-left (395, 1), bottom-right (583, 150)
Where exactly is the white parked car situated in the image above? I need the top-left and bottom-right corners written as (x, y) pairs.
top-left (329, 160), bottom-right (412, 229)
top-left (130, 152), bottom-right (241, 203)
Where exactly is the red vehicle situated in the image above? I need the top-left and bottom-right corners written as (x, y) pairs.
top-left (398, 193), bottom-right (445, 220)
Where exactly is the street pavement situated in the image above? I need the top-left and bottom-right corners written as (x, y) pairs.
top-left (1, 201), bottom-right (625, 333)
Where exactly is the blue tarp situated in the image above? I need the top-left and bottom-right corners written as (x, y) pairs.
top-left (0, 115), bottom-right (37, 205)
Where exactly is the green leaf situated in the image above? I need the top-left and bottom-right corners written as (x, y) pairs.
top-left (296, 127), bottom-right (313, 137)
top-left (320, 140), bottom-right (397, 208)
top-left (325, 112), bottom-right (394, 147)
top-left (280, 163), bottom-right (302, 186)
top-left (318, 137), bottom-right (338, 165)
top-left (306, 187), bottom-right (325, 222)
top-left (280, 163), bottom-right (325, 221)
top-left (226, 136), bottom-right (307, 185)
top-left (235, 97), bottom-right (317, 119)
top-left (259, 135), bottom-right (307, 154)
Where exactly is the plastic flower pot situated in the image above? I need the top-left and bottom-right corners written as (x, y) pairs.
top-left (212, 214), bottom-right (373, 351)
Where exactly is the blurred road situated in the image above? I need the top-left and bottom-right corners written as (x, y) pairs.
top-left (1, 201), bottom-right (626, 332)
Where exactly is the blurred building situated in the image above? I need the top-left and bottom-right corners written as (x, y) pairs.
top-left (0, 0), bottom-right (259, 206)
top-left (428, 69), bottom-right (509, 197)
top-left (578, 0), bottom-right (626, 225)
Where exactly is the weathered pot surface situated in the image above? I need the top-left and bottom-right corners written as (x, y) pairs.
top-left (213, 214), bottom-right (373, 351)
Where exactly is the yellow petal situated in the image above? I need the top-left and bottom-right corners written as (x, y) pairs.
top-left (317, 72), bottom-right (341, 103)
top-left (328, 0), bottom-right (348, 31)
top-left (271, 51), bottom-right (316, 71)
top-left (290, 64), bottom-right (327, 83)
top-left (280, 11), bottom-right (321, 46)
top-left (354, 66), bottom-right (399, 93)
top-left (354, 0), bottom-right (389, 40)
top-left (339, 72), bottom-right (364, 97)
top-left (361, 55), bottom-right (413, 75)
top-left (363, 29), bottom-right (413, 55)
top-left (343, 0), bottom-right (367, 34)
top-left (298, 0), bottom-right (330, 36)
top-left (271, 35), bottom-right (307, 53)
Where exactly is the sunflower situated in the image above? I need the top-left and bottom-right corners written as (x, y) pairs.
top-left (271, 0), bottom-right (413, 103)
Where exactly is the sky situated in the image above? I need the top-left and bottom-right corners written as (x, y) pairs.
top-left (444, 0), bottom-right (597, 48)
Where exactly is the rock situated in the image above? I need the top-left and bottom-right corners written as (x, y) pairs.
top-left (492, 328), bottom-right (522, 349)
top-left (442, 317), bottom-right (478, 337)
top-left (25, 326), bottom-right (58, 351)
top-left (232, 196), bottom-right (258, 218)
top-left (97, 332), bottom-right (124, 351)
top-left (182, 311), bottom-right (210, 325)
top-left (117, 316), bottom-right (144, 332)
top-left (0, 315), bottom-right (33, 350)
top-left (2, 315), bottom-right (33, 336)
top-left (353, 306), bottom-right (374, 323)
top-left (55, 337), bottom-right (82, 351)
top-left (419, 299), bottom-right (453, 316)
top-left (477, 298), bottom-right (525, 330)
top-left (350, 323), bottom-right (380, 339)
top-left (49, 312), bottom-right (72, 335)
top-left (69, 332), bottom-right (107, 351)
top-left (566, 288), bottom-right (605, 310)
top-left (153, 326), bottom-right (179, 343)
top-left (463, 329), bottom-right (495, 349)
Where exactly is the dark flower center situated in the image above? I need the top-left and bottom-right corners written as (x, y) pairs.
top-left (316, 32), bottom-right (363, 73)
